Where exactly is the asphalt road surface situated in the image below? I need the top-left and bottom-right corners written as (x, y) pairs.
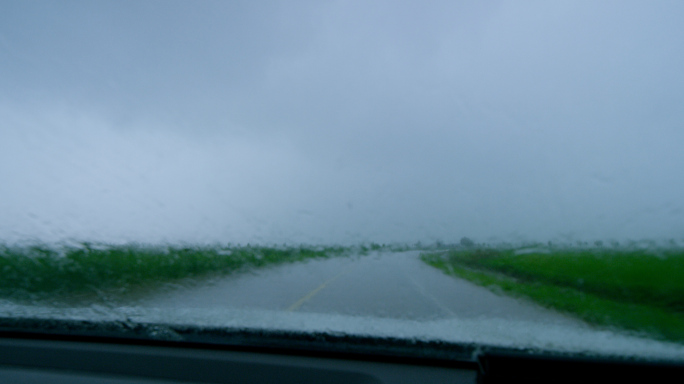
top-left (136, 251), bottom-right (579, 324)
top-left (5, 251), bottom-right (681, 359)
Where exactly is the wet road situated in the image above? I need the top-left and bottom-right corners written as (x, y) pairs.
top-left (137, 251), bottom-right (578, 324)
top-left (6, 251), bottom-right (682, 359)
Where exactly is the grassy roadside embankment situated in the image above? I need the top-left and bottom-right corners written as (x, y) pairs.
top-left (421, 247), bottom-right (684, 343)
top-left (0, 243), bottom-right (349, 304)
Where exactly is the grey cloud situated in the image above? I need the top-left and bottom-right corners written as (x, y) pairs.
top-left (1, 1), bottom-right (683, 245)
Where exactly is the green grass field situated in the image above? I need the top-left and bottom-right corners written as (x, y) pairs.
top-left (0, 243), bottom-right (349, 304)
top-left (421, 247), bottom-right (684, 343)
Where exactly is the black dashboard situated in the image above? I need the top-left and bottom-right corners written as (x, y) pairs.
top-left (0, 334), bottom-right (474, 384)
top-left (1, 319), bottom-right (682, 384)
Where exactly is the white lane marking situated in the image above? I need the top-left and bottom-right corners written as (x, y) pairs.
top-left (403, 262), bottom-right (457, 317)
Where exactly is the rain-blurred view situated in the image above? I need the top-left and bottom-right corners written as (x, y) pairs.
top-left (1, 0), bottom-right (683, 359)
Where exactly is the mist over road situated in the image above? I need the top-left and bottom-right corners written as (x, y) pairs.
top-left (136, 251), bottom-right (578, 324)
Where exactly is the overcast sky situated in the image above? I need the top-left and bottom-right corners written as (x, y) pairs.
top-left (1, 0), bottom-right (683, 245)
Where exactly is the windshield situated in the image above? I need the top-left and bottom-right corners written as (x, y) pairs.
top-left (1, 0), bottom-right (683, 361)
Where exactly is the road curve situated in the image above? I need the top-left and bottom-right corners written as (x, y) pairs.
top-left (5, 251), bottom-right (682, 359)
top-left (136, 251), bottom-right (579, 324)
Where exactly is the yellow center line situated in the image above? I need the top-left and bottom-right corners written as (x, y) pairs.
top-left (286, 265), bottom-right (353, 312)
